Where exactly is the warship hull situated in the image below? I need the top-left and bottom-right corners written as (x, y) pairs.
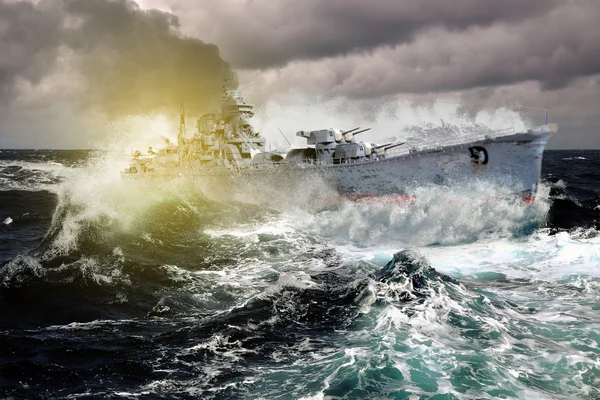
top-left (124, 125), bottom-right (555, 202)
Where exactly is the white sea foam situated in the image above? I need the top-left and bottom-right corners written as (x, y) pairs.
top-left (40, 150), bottom-right (182, 258)
top-left (228, 201), bottom-right (598, 399)
top-left (0, 160), bottom-right (75, 192)
top-left (0, 254), bottom-right (44, 287)
top-left (329, 243), bottom-right (599, 398)
top-left (45, 319), bottom-right (133, 331)
top-left (423, 230), bottom-right (600, 281)
top-left (282, 182), bottom-right (550, 248)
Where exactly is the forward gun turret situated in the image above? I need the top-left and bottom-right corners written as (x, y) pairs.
top-left (293, 127), bottom-right (380, 164)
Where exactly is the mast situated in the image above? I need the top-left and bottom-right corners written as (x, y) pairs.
top-left (178, 104), bottom-right (186, 144)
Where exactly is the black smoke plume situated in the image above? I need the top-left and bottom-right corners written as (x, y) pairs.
top-left (0, 0), bottom-right (230, 117)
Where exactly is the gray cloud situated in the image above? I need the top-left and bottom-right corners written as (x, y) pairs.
top-left (1, 0), bottom-right (599, 148)
top-left (65, 0), bottom-right (230, 116)
top-left (231, 0), bottom-right (600, 98)
top-left (458, 76), bottom-right (600, 150)
top-left (176, 0), bottom-right (560, 70)
top-left (0, 0), bottom-right (63, 101)
top-left (210, 0), bottom-right (599, 149)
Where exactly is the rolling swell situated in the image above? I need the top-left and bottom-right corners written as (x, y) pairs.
top-left (545, 182), bottom-right (600, 231)
top-left (1, 249), bottom-right (463, 399)
top-left (1, 183), bottom-right (277, 328)
top-left (1, 149), bottom-right (600, 399)
top-left (543, 150), bottom-right (600, 232)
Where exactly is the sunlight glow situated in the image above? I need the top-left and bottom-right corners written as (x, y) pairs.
top-left (104, 114), bottom-right (176, 155)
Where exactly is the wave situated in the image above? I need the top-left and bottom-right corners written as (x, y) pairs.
top-left (33, 149), bottom-right (247, 260)
top-left (7, 145), bottom-right (595, 270)
top-left (0, 160), bottom-right (74, 192)
top-left (3, 246), bottom-right (598, 399)
top-left (6, 149), bottom-right (595, 295)
top-left (0, 248), bottom-right (464, 397)
top-left (423, 229), bottom-right (600, 282)
top-left (283, 183), bottom-right (551, 247)
top-left (23, 148), bottom-right (556, 267)
top-left (1, 151), bottom-right (598, 400)
top-left (545, 181), bottom-right (600, 232)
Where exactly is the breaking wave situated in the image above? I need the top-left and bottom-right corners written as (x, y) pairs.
top-left (2, 149), bottom-right (600, 399)
top-left (3, 243), bottom-right (599, 399)
top-left (0, 160), bottom-right (73, 192)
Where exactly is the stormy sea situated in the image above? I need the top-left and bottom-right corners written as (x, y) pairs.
top-left (1, 149), bottom-right (599, 400)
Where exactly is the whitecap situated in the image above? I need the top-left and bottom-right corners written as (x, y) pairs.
top-left (289, 182), bottom-right (550, 248)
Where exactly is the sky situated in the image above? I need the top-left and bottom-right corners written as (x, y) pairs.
top-left (0, 0), bottom-right (599, 149)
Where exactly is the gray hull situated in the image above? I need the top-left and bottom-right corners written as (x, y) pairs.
top-left (125, 124), bottom-right (555, 200)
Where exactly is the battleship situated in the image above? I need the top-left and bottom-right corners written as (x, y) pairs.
top-left (122, 84), bottom-right (557, 202)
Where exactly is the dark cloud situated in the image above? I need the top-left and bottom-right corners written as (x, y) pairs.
top-left (0, 0), bottom-right (63, 101)
top-left (1, 0), bottom-right (599, 148)
top-left (233, 0), bottom-right (600, 99)
top-left (457, 76), bottom-right (600, 150)
top-left (65, 0), bottom-right (228, 116)
top-left (0, 0), bottom-right (230, 117)
top-left (178, 0), bottom-right (561, 69)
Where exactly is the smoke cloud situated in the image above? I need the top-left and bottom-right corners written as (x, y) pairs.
top-left (0, 0), bottom-right (229, 118)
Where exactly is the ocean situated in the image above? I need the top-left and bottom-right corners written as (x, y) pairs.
top-left (1, 149), bottom-right (599, 399)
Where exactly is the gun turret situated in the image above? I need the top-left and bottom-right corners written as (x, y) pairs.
top-left (342, 127), bottom-right (371, 143)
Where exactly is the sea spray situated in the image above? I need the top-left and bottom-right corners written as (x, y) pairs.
top-left (251, 93), bottom-right (532, 150)
top-left (2, 149), bottom-right (599, 399)
top-left (280, 182), bottom-right (551, 247)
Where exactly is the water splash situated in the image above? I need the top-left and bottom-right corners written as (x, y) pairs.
top-left (281, 183), bottom-right (550, 247)
top-left (251, 93), bottom-right (530, 150)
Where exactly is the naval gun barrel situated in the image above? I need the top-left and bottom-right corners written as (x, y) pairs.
top-left (374, 142), bottom-right (394, 149)
top-left (383, 142), bottom-right (406, 151)
top-left (352, 128), bottom-right (371, 136)
top-left (340, 127), bottom-right (362, 135)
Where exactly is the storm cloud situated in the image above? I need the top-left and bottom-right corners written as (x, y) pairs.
top-left (172, 0), bottom-right (599, 96)
top-left (1, 0), bottom-right (599, 148)
top-left (0, 0), bottom-right (229, 118)
top-left (165, 0), bottom-right (598, 149)
top-left (0, 0), bottom-right (63, 101)
top-left (173, 0), bottom-right (560, 70)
